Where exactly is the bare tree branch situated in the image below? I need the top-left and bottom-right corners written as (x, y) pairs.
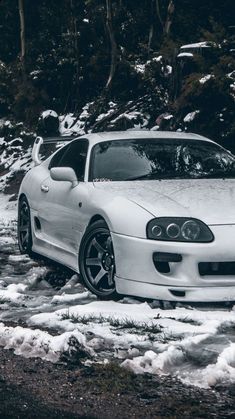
top-left (105, 0), bottom-right (118, 90)
top-left (164, 0), bottom-right (175, 36)
top-left (155, 0), bottom-right (164, 29)
top-left (18, 0), bottom-right (26, 74)
top-left (148, 0), bottom-right (155, 55)
top-left (70, 0), bottom-right (79, 110)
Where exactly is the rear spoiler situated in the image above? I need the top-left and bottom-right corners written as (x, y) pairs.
top-left (32, 135), bottom-right (76, 166)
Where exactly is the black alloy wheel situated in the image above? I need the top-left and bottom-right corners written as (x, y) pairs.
top-left (18, 197), bottom-right (33, 255)
top-left (79, 220), bottom-right (116, 298)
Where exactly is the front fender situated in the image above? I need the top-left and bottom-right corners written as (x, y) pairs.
top-left (89, 195), bottom-right (153, 239)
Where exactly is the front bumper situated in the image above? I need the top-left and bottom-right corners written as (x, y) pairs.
top-left (112, 224), bottom-right (235, 302)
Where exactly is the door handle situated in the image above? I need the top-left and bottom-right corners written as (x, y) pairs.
top-left (41, 184), bottom-right (49, 193)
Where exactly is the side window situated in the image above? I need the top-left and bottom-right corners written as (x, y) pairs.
top-left (49, 144), bottom-right (70, 169)
top-left (52, 140), bottom-right (88, 181)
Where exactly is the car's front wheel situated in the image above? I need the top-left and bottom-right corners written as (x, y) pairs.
top-left (18, 196), bottom-right (33, 255)
top-left (79, 220), bottom-right (116, 298)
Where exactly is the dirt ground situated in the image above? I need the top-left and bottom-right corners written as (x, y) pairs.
top-left (0, 348), bottom-right (235, 419)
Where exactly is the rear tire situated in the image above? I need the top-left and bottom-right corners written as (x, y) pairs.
top-left (79, 220), bottom-right (117, 298)
top-left (18, 196), bottom-right (33, 255)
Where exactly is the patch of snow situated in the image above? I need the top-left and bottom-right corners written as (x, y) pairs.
top-left (59, 103), bottom-right (94, 136)
top-left (0, 236), bottom-right (15, 244)
top-left (183, 110), bottom-right (200, 123)
top-left (7, 137), bottom-right (23, 145)
top-left (0, 323), bottom-right (91, 362)
top-left (165, 65), bottom-right (172, 74)
top-left (230, 82), bottom-right (235, 92)
top-left (108, 101), bottom-right (116, 108)
top-left (0, 284), bottom-right (29, 304)
top-left (180, 42), bottom-right (214, 49)
top-left (177, 52), bottom-right (194, 58)
top-left (135, 64), bottom-right (146, 74)
top-left (30, 70), bottom-right (42, 76)
top-left (0, 194), bottom-right (17, 223)
top-left (122, 334), bottom-right (209, 375)
top-left (164, 114), bottom-right (173, 120)
top-left (28, 301), bottom-right (235, 388)
top-left (8, 254), bottom-right (30, 263)
top-left (199, 74), bottom-right (213, 84)
top-left (153, 55), bottom-right (162, 62)
top-left (203, 343), bottom-right (235, 387)
top-left (134, 56), bottom-right (162, 74)
top-left (96, 111), bottom-right (113, 121)
top-left (41, 110), bottom-right (58, 119)
top-left (227, 70), bottom-right (235, 79)
top-left (51, 291), bottom-right (91, 304)
top-left (4, 120), bottom-right (13, 128)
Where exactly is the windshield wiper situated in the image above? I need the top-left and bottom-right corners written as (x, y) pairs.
top-left (125, 172), bottom-right (156, 181)
top-left (125, 172), bottom-right (187, 181)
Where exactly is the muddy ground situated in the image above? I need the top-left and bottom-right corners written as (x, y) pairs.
top-left (1, 347), bottom-right (235, 419)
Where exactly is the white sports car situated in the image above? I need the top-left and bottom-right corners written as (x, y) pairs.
top-left (18, 131), bottom-right (235, 302)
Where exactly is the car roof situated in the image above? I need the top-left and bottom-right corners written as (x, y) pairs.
top-left (78, 130), bottom-right (215, 146)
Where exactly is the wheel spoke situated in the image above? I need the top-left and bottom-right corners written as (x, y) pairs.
top-left (18, 200), bottom-right (32, 253)
top-left (21, 231), bottom-right (28, 246)
top-left (86, 257), bottom-right (102, 267)
top-left (20, 210), bottom-right (28, 221)
top-left (92, 267), bottom-right (106, 286)
top-left (106, 236), bottom-right (112, 253)
top-left (19, 225), bottom-right (29, 232)
top-left (107, 265), bottom-right (115, 286)
top-left (82, 225), bottom-right (116, 295)
top-left (92, 237), bottom-right (106, 254)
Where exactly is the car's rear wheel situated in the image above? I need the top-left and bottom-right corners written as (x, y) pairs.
top-left (18, 196), bottom-right (33, 255)
top-left (79, 220), bottom-right (116, 298)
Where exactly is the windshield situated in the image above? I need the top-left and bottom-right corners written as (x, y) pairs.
top-left (90, 138), bottom-right (235, 182)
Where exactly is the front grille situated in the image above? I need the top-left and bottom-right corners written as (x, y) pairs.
top-left (199, 262), bottom-right (235, 276)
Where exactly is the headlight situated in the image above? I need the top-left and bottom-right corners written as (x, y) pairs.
top-left (147, 217), bottom-right (214, 242)
top-left (181, 220), bottom-right (200, 241)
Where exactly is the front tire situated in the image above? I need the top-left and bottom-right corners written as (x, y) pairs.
top-left (79, 220), bottom-right (116, 298)
top-left (18, 196), bottom-right (33, 255)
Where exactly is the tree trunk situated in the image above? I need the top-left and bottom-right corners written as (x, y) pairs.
top-left (164, 0), bottom-right (175, 36)
top-left (147, 0), bottom-right (155, 55)
top-left (18, 0), bottom-right (26, 74)
top-left (155, 0), bottom-right (163, 30)
top-left (148, 24), bottom-right (154, 55)
top-left (105, 0), bottom-right (118, 90)
top-left (70, 0), bottom-right (79, 110)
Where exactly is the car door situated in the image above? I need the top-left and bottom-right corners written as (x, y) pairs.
top-left (37, 139), bottom-right (89, 255)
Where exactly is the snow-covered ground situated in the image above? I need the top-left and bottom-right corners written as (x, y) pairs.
top-left (1, 194), bottom-right (235, 390)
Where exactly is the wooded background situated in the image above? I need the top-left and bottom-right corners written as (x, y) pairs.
top-left (0, 0), bottom-right (235, 148)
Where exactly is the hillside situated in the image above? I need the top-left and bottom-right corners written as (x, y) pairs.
top-left (0, 1), bottom-right (235, 145)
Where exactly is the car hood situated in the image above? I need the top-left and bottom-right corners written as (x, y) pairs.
top-left (94, 179), bottom-right (235, 225)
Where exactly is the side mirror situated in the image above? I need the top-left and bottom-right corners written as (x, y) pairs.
top-left (50, 167), bottom-right (78, 188)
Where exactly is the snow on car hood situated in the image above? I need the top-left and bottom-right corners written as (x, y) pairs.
top-left (94, 179), bottom-right (235, 225)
